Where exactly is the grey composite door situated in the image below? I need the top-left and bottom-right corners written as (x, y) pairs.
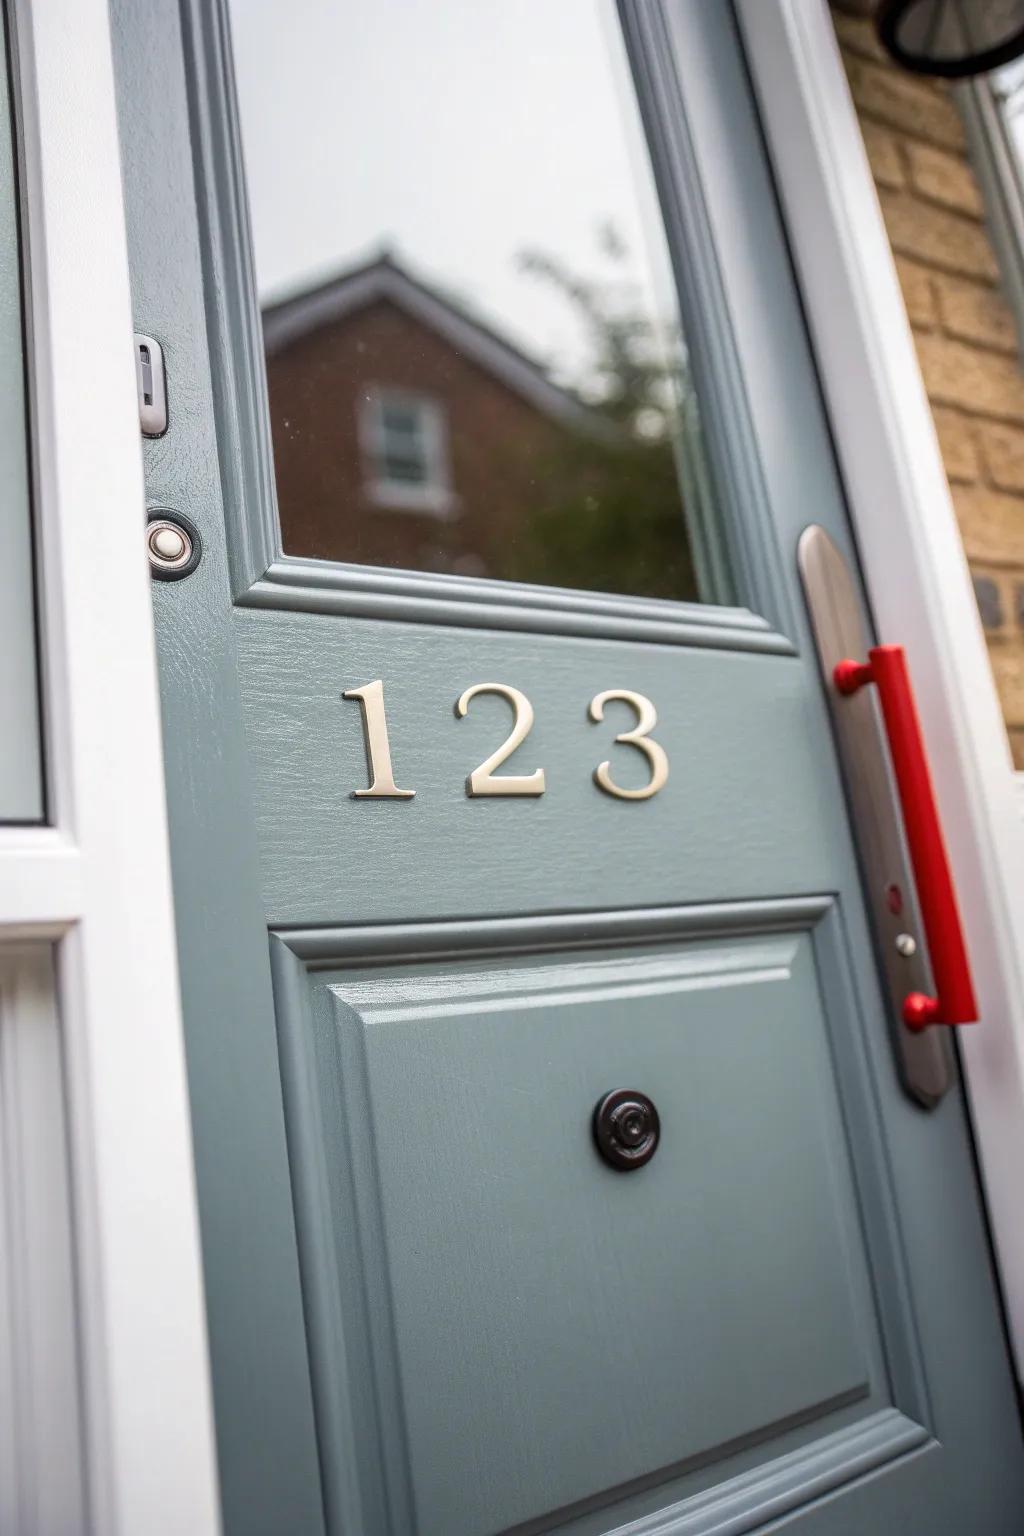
top-left (113, 2), bottom-right (1024, 1534)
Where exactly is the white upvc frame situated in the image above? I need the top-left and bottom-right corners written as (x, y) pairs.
top-left (0, 0), bottom-right (220, 1531)
top-left (738, 0), bottom-right (1024, 1383)
top-left (0, 947), bottom-right (85, 1533)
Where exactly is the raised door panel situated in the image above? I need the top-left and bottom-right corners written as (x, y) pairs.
top-left (272, 911), bottom-right (923, 1536)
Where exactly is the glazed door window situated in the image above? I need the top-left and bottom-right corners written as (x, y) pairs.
top-left (236, 0), bottom-right (716, 600)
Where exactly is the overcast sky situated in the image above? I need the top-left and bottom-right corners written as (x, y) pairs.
top-left (227, 0), bottom-right (681, 385)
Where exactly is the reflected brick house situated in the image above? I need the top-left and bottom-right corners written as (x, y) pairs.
top-left (261, 253), bottom-right (697, 598)
top-left (262, 254), bottom-right (608, 580)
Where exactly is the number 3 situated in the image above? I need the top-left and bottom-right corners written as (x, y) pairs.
top-left (588, 690), bottom-right (669, 801)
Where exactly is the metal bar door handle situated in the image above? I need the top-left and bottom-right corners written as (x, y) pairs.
top-left (799, 525), bottom-right (953, 1106)
top-left (834, 645), bottom-right (978, 1031)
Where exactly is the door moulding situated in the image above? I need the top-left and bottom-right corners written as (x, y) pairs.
top-left (269, 898), bottom-right (933, 1535)
top-left (178, 0), bottom-right (802, 651)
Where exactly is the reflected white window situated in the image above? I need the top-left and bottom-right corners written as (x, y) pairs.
top-left (360, 389), bottom-right (455, 517)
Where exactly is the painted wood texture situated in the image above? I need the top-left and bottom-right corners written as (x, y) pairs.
top-left (270, 901), bottom-right (1024, 1535)
top-left (111, 0), bottom-right (325, 1526)
top-left (278, 929), bottom-right (885, 1536)
top-left (110, 0), bottom-right (1024, 1531)
top-left (236, 611), bottom-right (835, 927)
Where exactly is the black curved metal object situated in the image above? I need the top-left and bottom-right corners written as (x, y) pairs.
top-left (592, 1089), bottom-right (660, 1172)
top-left (877, 0), bottom-right (1024, 80)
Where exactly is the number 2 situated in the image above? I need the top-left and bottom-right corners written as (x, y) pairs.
top-left (588, 689), bottom-right (668, 801)
top-left (455, 683), bottom-right (546, 797)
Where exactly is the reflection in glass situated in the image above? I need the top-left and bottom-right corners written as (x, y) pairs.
top-left (230, 0), bottom-right (720, 602)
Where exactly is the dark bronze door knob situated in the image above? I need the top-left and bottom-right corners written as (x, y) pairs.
top-left (592, 1089), bottom-right (660, 1171)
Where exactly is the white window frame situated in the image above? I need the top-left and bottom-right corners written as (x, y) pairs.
top-left (739, 0), bottom-right (1024, 1385)
top-left (0, 0), bottom-right (220, 1530)
top-left (360, 386), bottom-right (457, 517)
top-left (957, 60), bottom-right (1024, 363)
top-left (959, 60), bottom-right (1024, 818)
top-left (0, 946), bottom-right (85, 1533)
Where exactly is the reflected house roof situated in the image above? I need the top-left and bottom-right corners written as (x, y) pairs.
top-left (260, 250), bottom-right (695, 598)
top-left (261, 251), bottom-right (612, 439)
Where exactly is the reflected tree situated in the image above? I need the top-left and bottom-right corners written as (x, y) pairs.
top-left (506, 225), bottom-right (701, 602)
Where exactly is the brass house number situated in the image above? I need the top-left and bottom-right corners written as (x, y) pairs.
top-left (342, 681), bottom-right (669, 802)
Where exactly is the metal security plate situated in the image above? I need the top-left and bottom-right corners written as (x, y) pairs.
top-left (798, 525), bottom-right (952, 1107)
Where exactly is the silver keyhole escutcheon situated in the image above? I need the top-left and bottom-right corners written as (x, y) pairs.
top-left (147, 512), bottom-right (201, 581)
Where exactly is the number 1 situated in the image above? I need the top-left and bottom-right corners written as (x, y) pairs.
top-left (343, 680), bottom-right (415, 798)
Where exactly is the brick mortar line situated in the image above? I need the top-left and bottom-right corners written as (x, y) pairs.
top-left (855, 104), bottom-right (967, 151)
top-left (899, 262), bottom-right (998, 302)
top-left (961, 553), bottom-right (1024, 573)
top-left (921, 401), bottom-right (1024, 428)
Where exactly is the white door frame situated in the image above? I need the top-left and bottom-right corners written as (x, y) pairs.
top-left (0, 0), bottom-right (220, 1529)
top-left (738, 0), bottom-right (1024, 1383)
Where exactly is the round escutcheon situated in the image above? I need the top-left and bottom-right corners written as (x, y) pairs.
top-left (592, 1088), bottom-right (660, 1172)
top-left (147, 510), bottom-right (202, 581)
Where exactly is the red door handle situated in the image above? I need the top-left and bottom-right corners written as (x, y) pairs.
top-left (834, 645), bottom-right (978, 1031)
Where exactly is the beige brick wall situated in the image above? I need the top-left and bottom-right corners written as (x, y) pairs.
top-left (832, 7), bottom-right (1024, 767)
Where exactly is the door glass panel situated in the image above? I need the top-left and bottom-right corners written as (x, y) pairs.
top-left (229, 0), bottom-right (721, 602)
top-left (0, 1), bottom-right (44, 822)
